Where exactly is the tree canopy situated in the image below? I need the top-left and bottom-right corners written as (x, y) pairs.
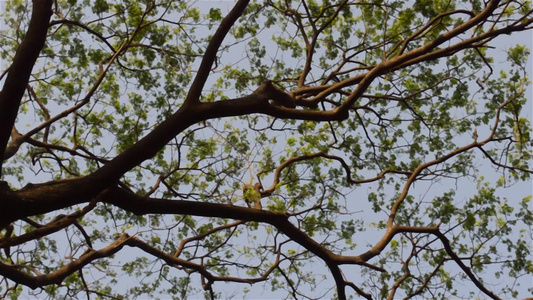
top-left (0, 0), bottom-right (532, 299)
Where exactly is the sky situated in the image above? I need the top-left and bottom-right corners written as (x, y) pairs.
top-left (0, 1), bottom-right (532, 298)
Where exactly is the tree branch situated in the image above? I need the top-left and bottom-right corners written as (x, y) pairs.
top-left (0, 0), bottom-right (53, 175)
top-left (184, 0), bottom-right (250, 105)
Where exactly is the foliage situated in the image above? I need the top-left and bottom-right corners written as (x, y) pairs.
top-left (0, 0), bottom-right (531, 299)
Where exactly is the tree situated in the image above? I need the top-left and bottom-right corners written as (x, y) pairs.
top-left (0, 0), bottom-right (531, 298)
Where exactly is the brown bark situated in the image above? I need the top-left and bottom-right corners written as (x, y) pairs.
top-left (0, 1), bottom-right (530, 299)
top-left (0, 0), bottom-right (53, 176)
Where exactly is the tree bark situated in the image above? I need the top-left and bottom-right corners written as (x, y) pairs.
top-left (0, 0), bottom-right (53, 176)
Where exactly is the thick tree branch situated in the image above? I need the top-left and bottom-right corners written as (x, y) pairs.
top-left (0, 0), bottom-right (53, 175)
top-left (184, 0), bottom-right (250, 105)
top-left (87, 0), bottom-right (251, 186)
top-left (0, 1), bottom-right (530, 298)
top-left (97, 186), bottom-right (384, 280)
top-left (0, 82), bottom-right (338, 228)
top-left (99, 186), bottom-right (338, 257)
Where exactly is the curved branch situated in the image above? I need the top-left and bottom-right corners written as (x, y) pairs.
top-left (355, 98), bottom-right (516, 262)
top-left (0, 233), bottom-right (131, 289)
top-left (0, 0), bottom-right (53, 175)
top-left (261, 151), bottom-right (411, 195)
top-left (174, 220), bottom-right (245, 257)
top-left (0, 230), bottom-right (282, 290)
top-left (294, 0), bottom-right (503, 107)
top-left (98, 186), bottom-right (384, 290)
top-left (0, 200), bottom-right (96, 249)
top-left (49, 19), bottom-right (116, 53)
